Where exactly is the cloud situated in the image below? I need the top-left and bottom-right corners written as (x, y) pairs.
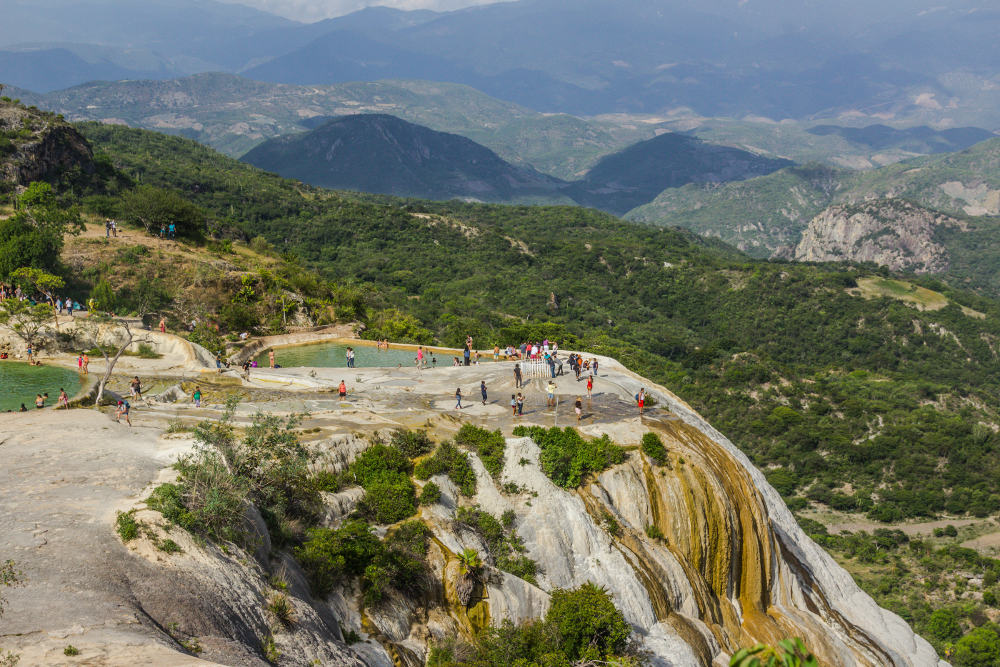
top-left (219, 0), bottom-right (504, 22)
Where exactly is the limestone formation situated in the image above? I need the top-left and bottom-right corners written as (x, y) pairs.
top-left (0, 344), bottom-right (945, 666)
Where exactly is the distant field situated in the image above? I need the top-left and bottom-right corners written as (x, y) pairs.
top-left (854, 277), bottom-right (949, 310)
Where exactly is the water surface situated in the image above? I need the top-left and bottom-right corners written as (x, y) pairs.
top-left (0, 362), bottom-right (82, 412)
top-left (256, 343), bottom-right (463, 369)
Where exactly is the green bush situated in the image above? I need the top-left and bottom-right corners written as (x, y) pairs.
top-left (419, 481), bottom-right (442, 505)
top-left (640, 432), bottom-right (668, 465)
top-left (765, 468), bottom-right (798, 497)
top-left (350, 443), bottom-right (417, 524)
top-left (952, 625), bottom-right (1000, 667)
top-left (295, 519), bottom-right (429, 604)
top-left (115, 511), bottom-right (140, 542)
top-left (415, 442), bottom-right (476, 496)
top-left (455, 506), bottom-right (536, 584)
top-left (388, 429), bottom-right (434, 458)
top-left (512, 426), bottom-right (624, 488)
top-left (450, 582), bottom-right (633, 666)
top-left (455, 424), bottom-right (506, 479)
top-left (925, 608), bottom-right (962, 642)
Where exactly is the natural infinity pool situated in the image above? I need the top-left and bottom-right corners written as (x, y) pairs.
top-left (0, 362), bottom-right (82, 412)
top-left (255, 343), bottom-right (462, 369)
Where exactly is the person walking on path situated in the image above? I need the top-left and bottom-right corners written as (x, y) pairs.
top-left (455, 387), bottom-right (463, 410)
top-left (480, 381), bottom-right (488, 406)
top-left (637, 387), bottom-right (645, 415)
top-left (516, 392), bottom-right (524, 416)
top-left (192, 386), bottom-right (202, 408)
top-left (546, 380), bottom-right (557, 407)
top-left (575, 396), bottom-right (583, 423)
top-left (586, 375), bottom-right (593, 400)
top-left (514, 363), bottom-right (523, 389)
top-left (339, 380), bottom-right (347, 398)
top-left (510, 394), bottom-right (517, 416)
top-left (116, 399), bottom-right (131, 426)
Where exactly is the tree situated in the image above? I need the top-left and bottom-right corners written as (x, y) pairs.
top-left (546, 582), bottom-right (632, 661)
top-left (0, 183), bottom-right (82, 278)
top-left (75, 314), bottom-right (150, 405)
top-left (118, 185), bottom-right (206, 239)
top-left (0, 298), bottom-right (52, 355)
top-left (951, 625), bottom-right (1000, 667)
top-left (11, 267), bottom-right (64, 331)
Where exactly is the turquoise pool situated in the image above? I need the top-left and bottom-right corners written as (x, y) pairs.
top-left (255, 343), bottom-right (462, 369)
top-left (0, 362), bottom-right (82, 412)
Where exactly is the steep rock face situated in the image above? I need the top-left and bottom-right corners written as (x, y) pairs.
top-left (0, 101), bottom-right (94, 189)
top-left (793, 199), bottom-right (963, 273)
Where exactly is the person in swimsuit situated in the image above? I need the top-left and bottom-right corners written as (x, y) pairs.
top-left (338, 380), bottom-right (347, 398)
top-left (575, 396), bottom-right (583, 422)
top-left (586, 375), bottom-right (593, 400)
top-left (58, 388), bottom-right (69, 409)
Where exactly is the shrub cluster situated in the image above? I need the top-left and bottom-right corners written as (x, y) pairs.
top-left (350, 443), bottom-right (417, 524)
top-left (428, 582), bottom-right (635, 666)
top-left (454, 506), bottom-right (537, 584)
top-left (640, 432), bottom-right (668, 466)
top-left (415, 441), bottom-right (477, 496)
top-left (512, 426), bottom-right (625, 488)
top-left (296, 520), bottom-right (429, 605)
top-left (454, 424), bottom-right (506, 479)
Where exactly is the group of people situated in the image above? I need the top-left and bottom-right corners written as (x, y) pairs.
top-left (14, 388), bottom-right (70, 412)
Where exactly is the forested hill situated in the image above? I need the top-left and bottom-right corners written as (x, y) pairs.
top-left (72, 120), bottom-right (1000, 530)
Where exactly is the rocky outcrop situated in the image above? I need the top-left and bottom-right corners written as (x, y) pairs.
top-left (0, 355), bottom-right (944, 666)
top-left (0, 101), bottom-right (94, 189)
top-left (793, 199), bottom-right (964, 273)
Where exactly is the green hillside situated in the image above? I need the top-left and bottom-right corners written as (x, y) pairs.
top-left (241, 114), bottom-right (569, 204)
top-left (628, 137), bottom-right (1000, 292)
top-left (67, 120), bottom-right (1000, 529)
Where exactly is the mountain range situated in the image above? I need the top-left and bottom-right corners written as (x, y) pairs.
top-left (240, 113), bottom-right (790, 211)
top-left (3, 0), bottom-right (1000, 127)
top-left (628, 136), bottom-right (1000, 293)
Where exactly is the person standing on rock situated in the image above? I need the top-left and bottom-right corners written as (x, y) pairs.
top-left (637, 388), bottom-right (645, 415)
top-left (339, 380), bottom-right (347, 398)
top-left (455, 387), bottom-right (463, 410)
top-left (463, 345), bottom-right (471, 367)
top-left (82, 353), bottom-right (89, 375)
top-left (58, 388), bottom-right (69, 409)
top-left (587, 375), bottom-right (593, 401)
top-left (510, 394), bottom-right (517, 416)
top-left (575, 396), bottom-right (583, 423)
top-left (514, 363), bottom-right (523, 389)
top-left (546, 380), bottom-right (557, 407)
top-left (480, 381), bottom-right (488, 405)
top-left (516, 392), bottom-right (524, 416)
top-left (130, 376), bottom-right (142, 402)
top-left (192, 386), bottom-right (202, 408)
top-left (159, 317), bottom-right (166, 333)
top-left (417, 346), bottom-right (424, 369)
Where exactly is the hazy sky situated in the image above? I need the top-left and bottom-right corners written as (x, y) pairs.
top-left (219, 0), bottom-right (503, 22)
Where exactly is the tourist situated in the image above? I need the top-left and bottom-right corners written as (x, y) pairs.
top-left (159, 317), bottom-right (166, 333)
top-left (587, 375), bottom-right (593, 400)
top-left (546, 380), bottom-right (557, 407)
top-left (455, 387), bottom-right (463, 410)
top-left (82, 353), bottom-right (89, 375)
top-left (510, 394), bottom-right (517, 416)
top-left (463, 345), bottom-right (471, 366)
top-left (452, 357), bottom-right (460, 366)
top-left (19, 403), bottom-right (28, 412)
top-left (493, 345), bottom-right (500, 361)
top-left (514, 363), bottom-right (522, 389)
top-left (481, 380), bottom-right (488, 406)
top-left (575, 396), bottom-right (583, 423)
top-left (168, 222), bottom-right (176, 239)
top-left (130, 376), bottom-right (142, 401)
top-left (26, 344), bottom-right (33, 365)
top-left (242, 359), bottom-right (251, 379)
top-left (58, 388), bottom-right (69, 409)
top-left (55, 297), bottom-right (62, 314)
top-left (77, 354), bottom-right (83, 371)
top-left (516, 392), bottom-right (524, 416)
top-left (592, 358), bottom-right (599, 376)
top-left (338, 380), bottom-right (347, 398)
top-left (268, 349), bottom-right (275, 368)
top-left (111, 220), bottom-right (118, 238)
top-left (116, 399), bottom-right (131, 426)
top-left (215, 354), bottom-right (223, 372)
top-left (35, 393), bottom-right (44, 409)
top-left (637, 387), bottom-right (645, 415)
top-left (105, 219), bottom-right (111, 238)
top-left (346, 347), bottom-right (355, 368)
top-left (431, 355), bottom-right (437, 368)
top-left (193, 386), bottom-right (202, 408)
top-left (159, 225), bottom-right (165, 238)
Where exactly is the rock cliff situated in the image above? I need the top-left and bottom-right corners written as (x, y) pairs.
top-left (793, 199), bottom-right (963, 273)
top-left (0, 100), bottom-right (94, 190)
top-left (0, 352), bottom-right (944, 666)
